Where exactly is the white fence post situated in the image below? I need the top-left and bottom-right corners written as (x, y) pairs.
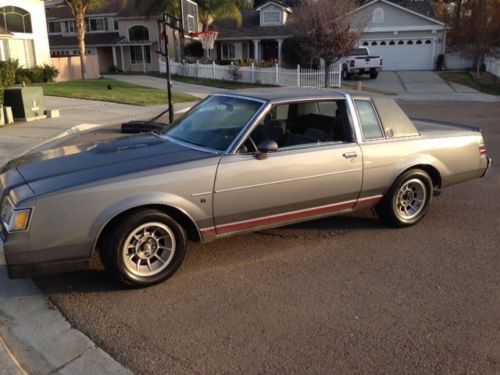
top-left (251, 62), bottom-right (255, 83)
top-left (275, 64), bottom-right (279, 84)
top-left (212, 61), bottom-right (216, 79)
top-left (297, 64), bottom-right (300, 87)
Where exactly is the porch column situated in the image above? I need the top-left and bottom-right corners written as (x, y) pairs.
top-left (141, 45), bottom-right (146, 73)
top-left (112, 46), bottom-right (117, 67)
top-left (277, 39), bottom-right (283, 66)
top-left (120, 45), bottom-right (125, 72)
top-left (253, 39), bottom-right (260, 62)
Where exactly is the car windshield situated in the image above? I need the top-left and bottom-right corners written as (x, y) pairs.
top-left (164, 95), bottom-right (263, 151)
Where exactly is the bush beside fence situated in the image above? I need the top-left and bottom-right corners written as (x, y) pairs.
top-left (161, 60), bottom-right (342, 88)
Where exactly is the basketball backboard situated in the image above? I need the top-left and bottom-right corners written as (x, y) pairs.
top-left (181, 0), bottom-right (199, 36)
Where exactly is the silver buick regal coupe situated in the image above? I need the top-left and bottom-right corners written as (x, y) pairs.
top-left (0, 88), bottom-right (491, 287)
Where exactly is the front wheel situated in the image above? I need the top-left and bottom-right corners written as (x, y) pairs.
top-left (376, 169), bottom-right (433, 227)
top-left (101, 209), bottom-right (187, 287)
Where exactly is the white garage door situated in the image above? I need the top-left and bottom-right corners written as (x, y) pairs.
top-left (361, 39), bottom-right (435, 70)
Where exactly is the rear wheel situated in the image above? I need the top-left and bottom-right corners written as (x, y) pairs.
top-left (342, 67), bottom-right (352, 81)
top-left (101, 209), bottom-right (187, 287)
top-left (369, 71), bottom-right (379, 79)
top-left (376, 169), bottom-right (432, 227)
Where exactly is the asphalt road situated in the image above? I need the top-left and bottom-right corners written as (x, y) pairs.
top-left (36, 101), bottom-right (500, 374)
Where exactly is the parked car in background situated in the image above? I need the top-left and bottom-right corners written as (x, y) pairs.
top-left (342, 47), bottom-right (383, 80)
top-left (0, 88), bottom-right (491, 287)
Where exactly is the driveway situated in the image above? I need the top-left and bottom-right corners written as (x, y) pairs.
top-left (351, 71), bottom-right (498, 101)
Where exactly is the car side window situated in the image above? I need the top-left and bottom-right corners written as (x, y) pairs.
top-left (239, 100), bottom-right (353, 153)
top-left (355, 99), bottom-right (385, 140)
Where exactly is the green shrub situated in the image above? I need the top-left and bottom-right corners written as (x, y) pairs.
top-left (0, 59), bottom-right (18, 87)
top-left (15, 64), bottom-right (58, 84)
top-left (42, 64), bottom-right (58, 82)
top-left (282, 37), bottom-right (309, 68)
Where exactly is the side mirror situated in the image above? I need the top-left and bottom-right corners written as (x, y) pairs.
top-left (256, 140), bottom-right (278, 160)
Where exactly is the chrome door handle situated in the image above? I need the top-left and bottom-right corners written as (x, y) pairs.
top-left (343, 152), bottom-right (358, 159)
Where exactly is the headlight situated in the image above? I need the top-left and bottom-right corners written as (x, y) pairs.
top-left (1, 197), bottom-right (32, 232)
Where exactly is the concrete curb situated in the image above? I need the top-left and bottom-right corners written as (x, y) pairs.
top-left (0, 266), bottom-right (131, 374)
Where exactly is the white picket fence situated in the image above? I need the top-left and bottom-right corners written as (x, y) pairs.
top-left (161, 60), bottom-right (342, 88)
top-left (485, 56), bottom-right (500, 78)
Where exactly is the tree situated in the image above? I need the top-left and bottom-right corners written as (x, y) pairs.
top-left (433, 0), bottom-right (500, 75)
top-left (196, 0), bottom-right (249, 31)
top-left (65, 0), bottom-right (106, 79)
top-left (292, 0), bottom-right (365, 87)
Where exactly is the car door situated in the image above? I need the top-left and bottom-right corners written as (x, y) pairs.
top-left (213, 99), bottom-right (363, 235)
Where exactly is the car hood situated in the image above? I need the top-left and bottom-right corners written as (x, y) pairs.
top-left (2, 134), bottom-right (218, 195)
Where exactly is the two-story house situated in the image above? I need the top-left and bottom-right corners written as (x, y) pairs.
top-left (45, 0), bottom-right (178, 74)
top-left (0, 0), bottom-right (51, 68)
top-left (214, 0), bottom-right (446, 70)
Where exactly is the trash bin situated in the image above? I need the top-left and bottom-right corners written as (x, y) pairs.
top-left (3, 87), bottom-right (46, 122)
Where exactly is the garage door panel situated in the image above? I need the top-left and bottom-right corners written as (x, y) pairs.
top-left (362, 39), bottom-right (434, 70)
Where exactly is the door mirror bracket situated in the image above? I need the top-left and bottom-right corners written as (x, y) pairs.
top-left (256, 140), bottom-right (278, 160)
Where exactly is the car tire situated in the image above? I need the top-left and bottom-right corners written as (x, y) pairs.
top-left (369, 71), bottom-right (379, 79)
top-left (376, 169), bottom-right (433, 228)
top-left (342, 67), bottom-right (352, 81)
top-left (101, 209), bottom-right (187, 287)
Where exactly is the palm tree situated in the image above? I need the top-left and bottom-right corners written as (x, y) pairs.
top-left (65, 0), bottom-right (106, 79)
top-left (197, 0), bottom-right (248, 31)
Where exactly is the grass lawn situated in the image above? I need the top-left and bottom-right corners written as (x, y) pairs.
top-left (171, 74), bottom-right (277, 89)
top-left (38, 79), bottom-right (199, 106)
top-left (438, 71), bottom-right (500, 96)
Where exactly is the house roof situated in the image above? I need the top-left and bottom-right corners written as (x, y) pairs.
top-left (358, 0), bottom-right (441, 22)
top-left (49, 32), bottom-right (122, 47)
top-left (45, 0), bottom-right (152, 19)
top-left (216, 9), bottom-right (293, 39)
top-left (255, 1), bottom-right (293, 13)
top-left (215, 0), bottom-right (441, 40)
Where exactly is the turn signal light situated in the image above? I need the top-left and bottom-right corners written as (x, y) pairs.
top-left (12, 209), bottom-right (31, 231)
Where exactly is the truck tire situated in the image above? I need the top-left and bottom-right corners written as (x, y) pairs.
top-left (342, 67), bottom-right (352, 81)
top-left (369, 71), bottom-right (379, 79)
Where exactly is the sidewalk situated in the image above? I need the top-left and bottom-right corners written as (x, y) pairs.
top-left (104, 74), bottom-right (218, 99)
top-left (0, 95), bottom-right (197, 374)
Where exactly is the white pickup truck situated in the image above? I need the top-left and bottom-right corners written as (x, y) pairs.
top-left (341, 47), bottom-right (383, 80)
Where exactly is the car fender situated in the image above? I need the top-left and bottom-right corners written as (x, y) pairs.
top-left (393, 153), bottom-right (447, 186)
top-left (89, 192), bottom-right (209, 254)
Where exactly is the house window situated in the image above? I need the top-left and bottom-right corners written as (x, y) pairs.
top-left (262, 10), bottom-right (281, 24)
top-left (130, 45), bottom-right (151, 64)
top-left (372, 8), bottom-right (384, 23)
top-left (0, 6), bottom-right (32, 33)
top-left (221, 42), bottom-right (235, 59)
top-left (3, 39), bottom-right (36, 67)
top-left (129, 25), bottom-right (149, 41)
top-left (113, 19), bottom-right (119, 30)
top-left (86, 17), bottom-right (108, 32)
top-left (48, 21), bottom-right (62, 34)
top-left (65, 20), bottom-right (75, 33)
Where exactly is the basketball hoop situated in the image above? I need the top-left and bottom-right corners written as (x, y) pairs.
top-left (191, 31), bottom-right (219, 50)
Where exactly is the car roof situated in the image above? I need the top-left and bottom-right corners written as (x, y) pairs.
top-left (212, 87), bottom-right (352, 102)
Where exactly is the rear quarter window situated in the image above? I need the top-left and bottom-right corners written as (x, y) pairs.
top-left (355, 99), bottom-right (384, 140)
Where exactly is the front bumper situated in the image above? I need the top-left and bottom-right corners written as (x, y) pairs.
top-left (481, 158), bottom-right (492, 177)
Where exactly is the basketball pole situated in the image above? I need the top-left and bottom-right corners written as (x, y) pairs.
top-left (161, 15), bottom-right (174, 124)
